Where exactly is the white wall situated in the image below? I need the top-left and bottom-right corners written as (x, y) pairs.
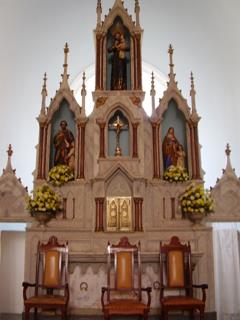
top-left (0, 0), bottom-right (239, 189)
top-left (0, 231), bottom-right (25, 313)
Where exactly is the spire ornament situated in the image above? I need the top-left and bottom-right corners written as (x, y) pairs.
top-left (225, 143), bottom-right (232, 173)
top-left (190, 71), bottom-right (200, 122)
top-left (221, 143), bottom-right (237, 179)
top-left (190, 72), bottom-right (196, 113)
top-left (41, 72), bottom-right (48, 113)
top-left (150, 72), bottom-right (156, 115)
top-left (96, 0), bottom-right (102, 27)
top-left (81, 72), bottom-right (87, 116)
top-left (135, 0), bottom-right (140, 27)
top-left (60, 42), bottom-right (70, 89)
top-left (168, 44), bottom-right (176, 83)
top-left (5, 144), bottom-right (14, 174)
top-left (225, 143), bottom-right (231, 157)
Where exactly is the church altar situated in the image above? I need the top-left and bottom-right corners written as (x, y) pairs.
top-left (1, 0), bottom-right (240, 317)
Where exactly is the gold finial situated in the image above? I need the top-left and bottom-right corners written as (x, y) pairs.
top-left (225, 143), bottom-right (231, 156)
top-left (7, 144), bottom-right (13, 157)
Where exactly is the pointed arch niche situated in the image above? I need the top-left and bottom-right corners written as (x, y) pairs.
top-left (108, 109), bottom-right (129, 156)
top-left (161, 99), bottom-right (188, 171)
top-left (106, 16), bottom-right (131, 90)
top-left (50, 99), bottom-right (76, 169)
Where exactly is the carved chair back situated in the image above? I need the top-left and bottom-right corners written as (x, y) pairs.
top-left (35, 235), bottom-right (69, 295)
top-left (106, 236), bottom-right (142, 302)
top-left (160, 236), bottom-right (192, 297)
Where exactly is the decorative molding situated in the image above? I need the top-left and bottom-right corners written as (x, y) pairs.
top-left (96, 96), bottom-right (108, 108)
top-left (130, 96), bottom-right (141, 107)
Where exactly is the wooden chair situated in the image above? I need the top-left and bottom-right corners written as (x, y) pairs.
top-left (22, 236), bottom-right (69, 320)
top-left (159, 236), bottom-right (208, 320)
top-left (101, 236), bottom-right (152, 320)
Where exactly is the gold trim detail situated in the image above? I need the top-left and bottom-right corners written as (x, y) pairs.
top-left (106, 197), bottom-right (132, 232)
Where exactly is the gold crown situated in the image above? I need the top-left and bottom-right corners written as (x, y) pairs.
top-left (111, 22), bottom-right (124, 36)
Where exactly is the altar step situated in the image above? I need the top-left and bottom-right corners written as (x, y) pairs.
top-left (0, 312), bottom-right (216, 320)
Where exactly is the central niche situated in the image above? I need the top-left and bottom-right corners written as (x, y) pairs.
top-left (105, 168), bottom-right (133, 232)
top-left (106, 16), bottom-right (131, 90)
top-left (108, 110), bottom-right (129, 156)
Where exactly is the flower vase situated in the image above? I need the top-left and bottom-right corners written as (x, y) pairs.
top-left (187, 212), bottom-right (204, 227)
top-left (33, 212), bottom-right (53, 227)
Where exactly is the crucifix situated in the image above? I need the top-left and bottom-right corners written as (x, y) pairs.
top-left (112, 115), bottom-right (124, 156)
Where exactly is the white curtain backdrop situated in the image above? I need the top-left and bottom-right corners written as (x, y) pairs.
top-left (213, 223), bottom-right (240, 320)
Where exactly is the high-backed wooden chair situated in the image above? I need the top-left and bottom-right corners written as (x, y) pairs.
top-left (22, 236), bottom-right (69, 320)
top-left (101, 236), bottom-right (152, 320)
top-left (159, 236), bottom-right (208, 320)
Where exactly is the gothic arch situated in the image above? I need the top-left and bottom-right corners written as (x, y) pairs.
top-left (47, 91), bottom-right (81, 123)
top-left (157, 91), bottom-right (191, 121)
top-left (105, 164), bottom-right (134, 194)
top-left (101, 1), bottom-right (136, 35)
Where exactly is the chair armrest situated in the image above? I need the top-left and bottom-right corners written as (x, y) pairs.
top-left (193, 284), bottom-right (208, 289)
top-left (101, 287), bottom-right (108, 309)
top-left (141, 287), bottom-right (152, 307)
top-left (193, 283), bottom-right (208, 302)
top-left (22, 282), bottom-right (36, 301)
top-left (64, 283), bottom-right (70, 304)
top-left (158, 283), bottom-right (166, 301)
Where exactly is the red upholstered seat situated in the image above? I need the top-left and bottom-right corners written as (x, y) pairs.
top-left (162, 296), bottom-right (205, 307)
top-left (104, 299), bottom-right (149, 314)
top-left (24, 295), bottom-right (68, 305)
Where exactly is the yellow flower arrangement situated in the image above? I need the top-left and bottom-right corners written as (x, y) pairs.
top-left (26, 185), bottom-right (62, 217)
top-left (48, 165), bottom-right (74, 186)
top-left (179, 184), bottom-right (214, 215)
top-left (163, 165), bottom-right (189, 183)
